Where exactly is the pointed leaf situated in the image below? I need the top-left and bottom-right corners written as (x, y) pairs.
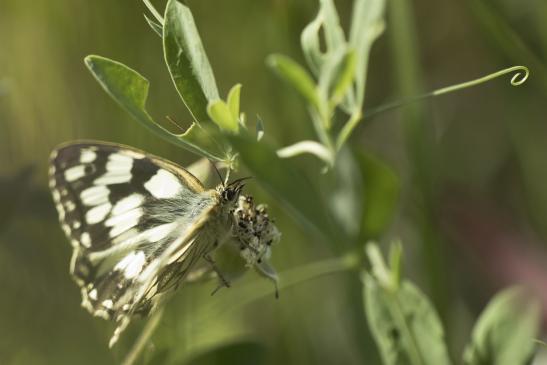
top-left (227, 83), bottom-right (242, 122)
top-left (207, 100), bottom-right (239, 133)
top-left (319, 0), bottom-right (346, 52)
top-left (301, 8), bottom-right (325, 77)
top-left (463, 287), bottom-right (541, 365)
top-left (349, 0), bottom-right (386, 106)
top-left (329, 49), bottom-right (357, 106)
top-left (163, 0), bottom-right (220, 124)
top-left (85, 55), bottom-right (228, 161)
top-left (267, 54), bottom-right (320, 111)
top-left (364, 266), bottom-right (452, 365)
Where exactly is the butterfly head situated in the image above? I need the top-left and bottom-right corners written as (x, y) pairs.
top-left (220, 177), bottom-right (251, 204)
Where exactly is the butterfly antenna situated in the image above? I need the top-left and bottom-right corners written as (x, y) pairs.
top-left (228, 176), bottom-right (253, 187)
top-left (165, 115), bottom-right (186, 133)
top-left (209, 161), bottom-right (225, 187)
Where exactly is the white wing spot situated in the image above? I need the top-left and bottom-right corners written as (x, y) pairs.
top-left (144, 169), bottom-right (182, 199)
top-left (89, 288), bottom-right (98, 300)
top-left (64, 165), bottom-right (86, 182)
top-left (112, 194), bottom-right (144, 215)
top-left (114, 251), bottom-right (146, 279)
top-left (144, 222), bottom-right (177, 243)
top-left (62, 223), bottom-right (71, 235)
top-left (57, 205), bottom-right (66, 220)
top-left (81, 186), bottom-right (110, 206)
top-left (66, 200), bottom-right (76, 212)
top-left (94, 171), bottom-right (132, 185)
top-left (85, 203), bottom-right (112, 224)
top-left (112, 228), bottom-right (139, 246)
top-left (81, 232), bottom-right (91, 247)
top-left (94, 153), bottom-right (133, 185)
top-left (80, 149), bottom-right (97, 163)
top-left (106, 208), bottom-right (142, 237)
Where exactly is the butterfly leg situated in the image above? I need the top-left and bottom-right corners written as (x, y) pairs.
top-left (203, 254), bottom-right (231, 295)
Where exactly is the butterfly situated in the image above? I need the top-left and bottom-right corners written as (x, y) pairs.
top-left (48, 141), bottom-right (280, 347)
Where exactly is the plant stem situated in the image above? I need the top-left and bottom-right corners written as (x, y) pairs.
top-left (142, 0), bottom-right (164, 24)
top-left (335, 110), bottom-right (362, 151)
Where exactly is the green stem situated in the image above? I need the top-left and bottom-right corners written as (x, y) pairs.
top-left (142, 0), bottom-right (164, 24)
top-left (336, 110), bottom-right (362, 151)
top-left (363, 65), bottom-right (529, 121)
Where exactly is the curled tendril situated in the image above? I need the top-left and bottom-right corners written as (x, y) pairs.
top-left (434, 65), bottom-right (530, 96)
top-left (509, 66), bottom-right (529, 86)
top-left (363, 65), bottom-right (531, 121)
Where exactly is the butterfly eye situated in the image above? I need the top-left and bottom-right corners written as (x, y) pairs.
top-left (224, 188), bottom-right (237, 202)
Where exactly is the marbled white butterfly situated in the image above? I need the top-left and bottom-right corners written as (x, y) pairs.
top-left (48, 141), bottom-right (280, 347)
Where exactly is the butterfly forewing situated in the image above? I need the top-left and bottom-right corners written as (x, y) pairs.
top-left (49, 141), bottom-right (224, 345)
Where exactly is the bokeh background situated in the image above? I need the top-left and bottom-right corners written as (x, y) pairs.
top-left (1, 0), bottom-right (547, 364)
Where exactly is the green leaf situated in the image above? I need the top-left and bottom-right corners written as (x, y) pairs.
top-left (357, 151), bottom-right (400, 240)
top-left (163, 0), bottom-right (220, 124)
top-left (319, 0), bottom-right (346, 52)
top-left (266, 54), bottom-right (320, 111)
top-left (144, 14), bottom-right (163, 38)
top-left (85, 55), bottom-right (228, 161)
top-left (317, 47), bottom-right (357, 111)
top-left (227, 83), bottom-right (242, 122)
top-left (300, 8), bottom-right (324, 77)
top-left (207, 99), bottom-right (239, 133)
top-left (228, 134), bottom-right (338, 243)
top-left (349, 0), bottom-right (386, 106)
top-left (329, 48), bottom-right (357, 106)
top-left (363, 246), bottom-right (452, 365)
top-left (463, 287), bottom-right (541, 365)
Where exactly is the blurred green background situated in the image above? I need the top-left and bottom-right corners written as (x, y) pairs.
top-left (1, 0), bottom-right (547, 364)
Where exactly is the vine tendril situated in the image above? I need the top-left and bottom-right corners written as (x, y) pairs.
top-left (363, 65), bottom-right (530, 120)
top-left (433, 65), bottom-right (529, 96)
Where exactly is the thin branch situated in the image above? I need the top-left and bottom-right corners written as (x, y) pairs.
top-left (142, 0), bottom-right (164, 25)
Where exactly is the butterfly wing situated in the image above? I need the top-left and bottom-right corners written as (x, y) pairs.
top-left (49, 141), bottom-right (222, 345)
